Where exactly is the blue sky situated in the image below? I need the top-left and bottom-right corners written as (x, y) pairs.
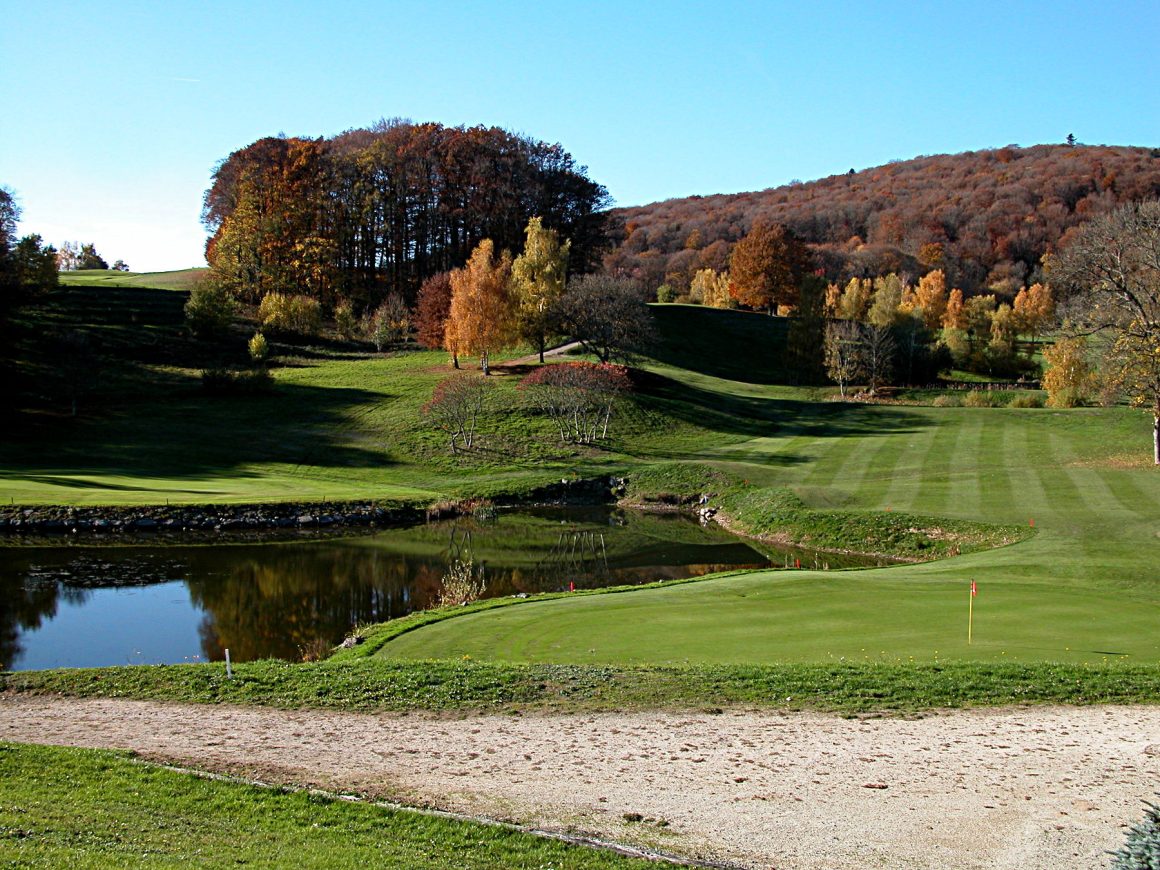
top-left (3, 1), bottom-right (1158, 271)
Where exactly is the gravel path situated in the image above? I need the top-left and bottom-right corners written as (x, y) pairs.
top-left (2, 696), bottom-right (1156, 868)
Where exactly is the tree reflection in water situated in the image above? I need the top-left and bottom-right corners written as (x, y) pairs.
top-left (4, 507), bottom-right (885, 669)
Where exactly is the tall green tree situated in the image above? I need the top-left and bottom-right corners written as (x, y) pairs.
top-left (0, 189), bottom-right (57, 311)
top-left (77, 243), bottom-right (108, 270)
top-left (510, 217), bottom-right (570, 363)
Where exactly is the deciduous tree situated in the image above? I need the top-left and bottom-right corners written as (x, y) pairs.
top-left (445, 239), bottom-right (513, 375)
top-left (366, 293), bottom-right (411, 351)
top-left (77, 243), bottom-right (108, 270)
top-left (1012, 281), bottom-right (1055, 349)
top-left (914, 270), bottom-right (948, 330)
top-left (942, 288), bottom-right (966, 329)
top-left (184, 275), bottom-right (238, 339)
top-left (510, 217), bottom-right (569, 362)
top-left (838, 277), bottom-right (872, 321)
top-left (787, 274), bottom-right (826, 383)
top-left (422, 375), bottom-right (491, 452)
top-left (550, 274), bottom-right (655, 363)
top-left (1042, 336), bottom-right (1092, 408)
top-left (1053, 200), bottom-right (1160, 462)
top-left (823, 320), bottom-right (864, 398)
top-left (867, 273), bottom-right (906, 327)
top-left (862, 323), bottom-right (897, 394)
top-left (727, 220), bottom-right (809, 314)
top-left (414, 271), bottom-right (453, 350)
top-left (689, 268), bottom-right (732, 308)
top-left (519, 362), bottom-right (632, 443)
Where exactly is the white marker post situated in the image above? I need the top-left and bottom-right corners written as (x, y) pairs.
top-left (968, 580), bottom-right (977, 645)
top-left (225, 648), bottom-right (233, 679)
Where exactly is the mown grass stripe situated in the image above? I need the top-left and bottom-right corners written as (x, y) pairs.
top-left (826, 431), bottom-right (901, 508)
top-left (1000, 412), bottom-right (1050, 524)
top-left (913, 415), bottom-right (963, 515)
top-left (975, 412), bottom-right (1014, 518)
top-left (798, 432), bottom-right (861, 489)
top-left (945, 412), bottom-right (985, 519)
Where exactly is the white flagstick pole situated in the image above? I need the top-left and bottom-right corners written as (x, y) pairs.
top-left (968, 581), bottom-right (974, 645)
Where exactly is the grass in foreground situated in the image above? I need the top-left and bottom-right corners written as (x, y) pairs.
top-left (5, 659), bottom-right (1160, 715)
top-left (0, 742), bottom-right (652, 869)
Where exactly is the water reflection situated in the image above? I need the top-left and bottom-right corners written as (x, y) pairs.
top-left (1, 507), bottom-right (885, 670)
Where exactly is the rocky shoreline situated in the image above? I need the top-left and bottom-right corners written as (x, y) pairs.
top-left (0, 477), bottom-right (620, 539)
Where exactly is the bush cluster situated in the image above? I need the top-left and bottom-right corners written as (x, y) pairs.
top-left (201, 367), bottom-right (275, 396)
top-left (258, 292), bottom-right (322, 335)
top-left (931, 390), bottom-right (1044, 409)
top-left (184, 280), bottom-right (237, 339)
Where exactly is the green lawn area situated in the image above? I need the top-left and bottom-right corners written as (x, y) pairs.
top-left (0, 742), bottom-right (652, 869)
top-left (3, 284), bottom-right (1159, 668)
top-left (57, 268), bottom-right (207, 291)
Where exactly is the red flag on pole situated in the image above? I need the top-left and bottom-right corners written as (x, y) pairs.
top-left (970, 580), bottom-right (977, 597)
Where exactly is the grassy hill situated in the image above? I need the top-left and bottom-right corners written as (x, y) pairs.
top-left (2, 280), bottom-right (1159, 667)
top-left (57, 268), bottom-right (207, 291)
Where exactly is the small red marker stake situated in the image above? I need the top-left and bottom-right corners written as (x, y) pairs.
top-left (569, 581), bottom-right (575, 592)
top-left (1029, 518), bottom-right (1035, 527)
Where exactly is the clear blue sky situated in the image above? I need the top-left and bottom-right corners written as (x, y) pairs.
top-left (3, 0), bottom-right (1158, 272)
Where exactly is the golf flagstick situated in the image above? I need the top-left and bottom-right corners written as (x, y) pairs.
top-left (968, 580), bottom-right (977, 644)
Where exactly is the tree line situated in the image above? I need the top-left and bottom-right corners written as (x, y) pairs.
top-left (0, 187), bottom-right (58, 314)
top-left (201, 119), bottom-right (611, 312)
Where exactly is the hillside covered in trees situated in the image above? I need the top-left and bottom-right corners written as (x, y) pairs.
top-left (605, 144), bottom-right (1160, 296)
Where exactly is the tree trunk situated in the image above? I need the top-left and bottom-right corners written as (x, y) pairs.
top-left (451, 352), bottom-right (459, 370)
top-left (538, 335), bottom-right (545, 364)
top-left (1154, 412), bottom-right (1159, 466)
top-left (481, 349), bottom-right (490, 376)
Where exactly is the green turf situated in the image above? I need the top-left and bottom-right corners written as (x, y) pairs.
top-left (0, 742), bottom-right (653, 869)
top-left (0, 282), bottom-right (615, 504)
top-left (8, 658), bottom-right (1160, 714)
top-left (57, 268), bottom-right (207, 291)
top-left (4, 283), bottom-right (1159, 668)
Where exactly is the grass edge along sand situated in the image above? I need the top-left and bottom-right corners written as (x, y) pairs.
top-left (5, 659), bottom-right (1160, 716)
top-left (0, 741), bottom-right (660, 869)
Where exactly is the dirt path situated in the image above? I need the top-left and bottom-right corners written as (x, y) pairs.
top-left (500, 340), bottom-right (584, 367)
top-left (2, 696), bottom-right (1156, 868)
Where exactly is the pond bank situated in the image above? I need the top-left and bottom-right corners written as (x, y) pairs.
top-left (0, 477), bottom-right (618, 539)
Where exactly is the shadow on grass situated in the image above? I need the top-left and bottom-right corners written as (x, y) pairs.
top-left (648, 305), bottom-right (796, 385)
top-left (0, 377), bottom-right (397, 484)
top-left (634, 370), bottom-right (931, 441)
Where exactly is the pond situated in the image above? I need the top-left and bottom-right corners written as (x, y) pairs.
top-left (0, 506), bottom-right (888, 671)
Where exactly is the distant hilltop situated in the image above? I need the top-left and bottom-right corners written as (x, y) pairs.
top-left (605, 144), bottom-right (1160, 295)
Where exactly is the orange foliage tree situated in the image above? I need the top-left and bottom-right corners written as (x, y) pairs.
top-left (415, 271), bottom-right (453, 350)
top-left (728, 221), bottom-right (810, 313)
top-left (914, 270), bottom-right (949, 330)
top-left (445, 239), bottom-right (514, 375)
top-left (1012, 282), bottom-right (1055, 349)
top-left (942, 288), bottom-right (966, 330)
